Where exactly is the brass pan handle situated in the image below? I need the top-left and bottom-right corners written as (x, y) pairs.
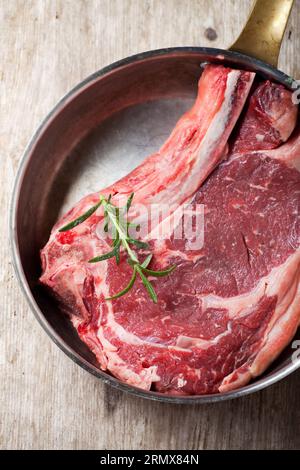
top-left (230, 0), bottom-right (294, 67)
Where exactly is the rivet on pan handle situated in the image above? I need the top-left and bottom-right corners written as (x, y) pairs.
top-left (230, 0), bottom-right (294, 67)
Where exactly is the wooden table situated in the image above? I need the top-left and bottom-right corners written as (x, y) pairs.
top-left (1, 0), bottom-right (300, 450)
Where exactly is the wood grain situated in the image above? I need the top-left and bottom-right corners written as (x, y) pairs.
top-left (1, 0), bottom-right (300, 450)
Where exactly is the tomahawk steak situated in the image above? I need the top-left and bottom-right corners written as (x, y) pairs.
top-left (40, 64), bottom-right (300, 394)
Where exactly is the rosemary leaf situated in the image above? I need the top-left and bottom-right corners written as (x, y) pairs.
top-left (141, 254), bottom-right (153, 269)
top-left (88, 241), bottom-right (120, 263)
top-left (140, 265), bottom-right (177, 277)
top-left (113, 231), bottom-right (120, 264)
top-left (103, 194), bottom-right (112, 231)
top-left (126, 192), bottom-right (134, 212)
top-left (128, 238), bottom-right (149, 249)
top-left (106, 266), bottom-right (137, 300)
top-left (59, 201), bottom-right (101, 232)
top-left (136, 266), bottom-right (158, 303)
top-left (113, 235), bottom-right (120, 246)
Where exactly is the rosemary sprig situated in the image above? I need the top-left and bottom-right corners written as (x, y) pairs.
top-left (59, 201), bottom-right (101, 232)
top-left (58, 193), bottom-right (176, 303)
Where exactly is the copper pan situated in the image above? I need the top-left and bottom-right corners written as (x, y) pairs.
top-left (10, 0), bottom-right (300, 403)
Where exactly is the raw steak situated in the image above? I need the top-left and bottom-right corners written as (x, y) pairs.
top-left (40, 65), bottom-right (300, 395)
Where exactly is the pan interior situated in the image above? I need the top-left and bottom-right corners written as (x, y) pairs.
top-left (14, 50), bottom-right (300, 401)
top-left (56, 98), bottom-right (195, 219)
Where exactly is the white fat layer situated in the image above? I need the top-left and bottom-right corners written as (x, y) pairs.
top-left (151, 71), bottom-right (254, 208)
top-left (202, 251), bottom-right (300, 317)
top-left (176, 324), bottom-right (232, 350)
top-left (220, 264), bottom-right (300, 392)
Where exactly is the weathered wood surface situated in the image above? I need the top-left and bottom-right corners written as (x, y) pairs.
top-left (1, 0), bottom-right (300, 450)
